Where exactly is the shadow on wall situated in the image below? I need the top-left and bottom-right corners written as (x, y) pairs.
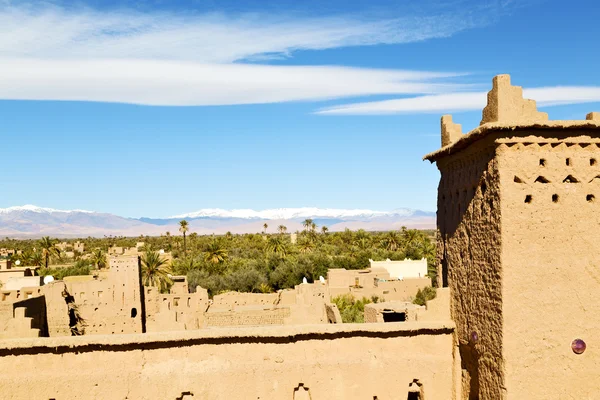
top-left (437, 148), bottom-right (495, 287)
top-left (459, 343), bottom-right (479, 400)
top-left (62, 288), bottom-right (86, 336)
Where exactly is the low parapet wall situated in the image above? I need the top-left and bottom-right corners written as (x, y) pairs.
top-left (0, 322), bottom-right (455, 399)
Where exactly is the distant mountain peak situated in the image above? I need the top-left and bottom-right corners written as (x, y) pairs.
top-left (0, 205), bottom-right (95, 214)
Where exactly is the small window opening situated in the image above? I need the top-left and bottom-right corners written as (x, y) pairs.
top-left (587, 194), bottom-right (595, 202)
top-left (131, 308), bottom-right (137, 318)
top-left (407, 392), bottom-right (421, 400)
top-left (552, 194), bottom-right (559, 203)
top-left (407, 379), bottom-right (423, 400)
top-left (514, 176), bottom-right (524, 183)
top-left (535, 176), bottom-right (550, 183)
top-left (591, 158), bottom-right (597, 166)
top-left (481, 182), bottom-right (487, 195)
top-left (525, 195), bottom-right (532, 203)
top-left (566, 158), bottom-right (571, 166)
top-left (382, 312), bottom-right (406, 322)
top-left (563, 175), bottom-right (579, 183)
top-left (540, 159), bottom-right (546, 166)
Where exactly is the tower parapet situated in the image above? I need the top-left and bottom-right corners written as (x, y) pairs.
top-left (441, 115), bottom-right (463, 147)
top-left (480, 74), bottom-right (548, 125)
top-left (587, 112), bottom-right (600, 121)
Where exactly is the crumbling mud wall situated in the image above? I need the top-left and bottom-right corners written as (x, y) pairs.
top-left (0, 323), bottom-right (454, 400)
top-left (498, 133), bottom-right (600, 398)
top-left (435, 136), bottom-right (504, 399)
top-left (145, 286), bottom-right (209, 332)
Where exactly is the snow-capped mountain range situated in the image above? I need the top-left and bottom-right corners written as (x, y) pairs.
top-left (0, 205), bottom-right (435, 238)
top-left (169, 207), bottom-right (419, 220)
top-left (0, 205), bottom-right (95, 214)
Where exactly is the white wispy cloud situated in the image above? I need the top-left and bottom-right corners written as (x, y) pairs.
top-left (316, 87), bottom-right (600, 115)
top-left (0, 2), bottom-right (487, 105)
top-left (0, 3), bottom-right (482, 63)
top-left (0, 58), bottom-right (470, 106)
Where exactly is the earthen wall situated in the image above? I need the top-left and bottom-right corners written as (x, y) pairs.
top-left (436, 136), bottom-right (504, 399)
top-left (498, 135), bottom-right (600, 398)
top-left (0, 323), bottom-right (455, 399)
top-left (145, 286), bottom-right (208, 332)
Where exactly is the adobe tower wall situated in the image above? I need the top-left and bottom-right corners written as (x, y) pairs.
top-left (498, 135), bottom-right (600, 398)
top-left (434, 136), bottom-right (504, 399)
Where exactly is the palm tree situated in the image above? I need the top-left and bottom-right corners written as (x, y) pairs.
top-left (172, 257), bottom-right (199, 274)
top-left (277, 225), bottom-right (287, 235)
top-left (355, 237), bottom-right (371, 251)
top-left (355, 229), bottom-right (369, 241)
top-left (420, 240), bottom-right (436, 260)
top-left (90, 249), bottom-right (107, 269)
top-left (321, 226), bottom-right (329, 235)
top-left (19, 250), bottom-right (42, 267)
top-left (302, 219), bottom-right (313, 232)
top-left (173, 236), bottom-right (182, 250)
top-left (298, 237), bottom-right (314, 253)
top-left (204, 241), bottom-right (228, 264)
top-left (258, 283), bottom-right (272, 293)
top-left (341, 228), bottom-right (354, 245)
top-left (179, 220), bottom-right (189, 254)
top-left (401, 227), bottom-right (422, 251)
top-left (381, 231), bottom-right (401, 251)
top-left (263, 223), bottom-right (268, 234)
top-left (266, 236), bottom-right (287, 259)
top-left (310, 222), bottom-right (317, 232)
top-left (39, 236), bottom-right (59, 268)
top-left (30, 251), bottom-right (43, 267)
top-left (141, 250), bottom-right (172, 292)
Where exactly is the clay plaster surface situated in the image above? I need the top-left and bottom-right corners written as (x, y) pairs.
top-left (0, 322), bottom-right (454, 400)
top-left (498, 138), bottom-right (600, 398)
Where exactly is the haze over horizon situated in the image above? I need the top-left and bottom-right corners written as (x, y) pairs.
top-left (2, 0), bottom-right (599, 218)
top-left (0, 204), bottom-right (435, 219)
top-left (0, 204), bottom-right (436, 237)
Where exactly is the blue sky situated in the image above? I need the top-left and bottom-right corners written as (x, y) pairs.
top-left (1, 0), bottom-right (599, 217)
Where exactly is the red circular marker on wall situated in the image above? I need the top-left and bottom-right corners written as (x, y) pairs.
top-left (571, 339), bottom-right (586, 354)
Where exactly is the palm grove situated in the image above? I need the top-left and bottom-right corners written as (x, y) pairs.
top-left (1, 223), bottom-right (437, 299)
